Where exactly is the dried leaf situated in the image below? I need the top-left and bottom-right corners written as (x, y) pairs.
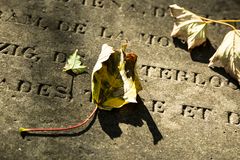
top-left (209, 30), bottom-right (240, 84)
top-left (63, 49), bottom-right (86, 74)
top-left (169, 4), bottom-right (207, 49)
top-left (91, 44), bottom-right (142, 110)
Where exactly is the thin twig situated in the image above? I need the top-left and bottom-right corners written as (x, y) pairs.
top-left (218, 19), bottom-right (240, 23)
top-left (20, 106), bottom-right (98, 132)
top-left (199, 16), bottom-right (237, 30)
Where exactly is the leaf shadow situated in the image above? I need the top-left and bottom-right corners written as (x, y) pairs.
top-left (20, 109), bottom-right (98, 138)
top-left (173, 38), bottom-right (215, 64)
top-left (173, 37), bottom-right (240, 88)
top-left (98, 95), bottom-right (163, 145)
top-left (190, 39), bottom-right (216, 64)
top-left (172, 37), bottom-right (188, 51)
top-left (210, 67), bottom-right (240, 89)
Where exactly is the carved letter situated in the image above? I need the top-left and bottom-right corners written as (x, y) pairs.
top-left (209, 75), bottom-right (222, 87)
top-left (54, 85), bottom-right (69, 99)
top-left (227, 112), bottom-right (240, 125)
top-left (182, 105), bottom-right (194, 118)
top-left (153, 100), bottom-right (165, 113)
top-left (22, 47), bottom-right (40, 62)
top-left (53, 51), bottom-right (67, 63)
top-left (0, 43), bottom-right (18, 55)
top-left (17, 80), bottom-right (32, 93)
top-left (38, 84), bottom-right (51, 96)
top-left (74, 23), bottom-right (87, 34)
top-left (93, 0), bottom-right (104, 8)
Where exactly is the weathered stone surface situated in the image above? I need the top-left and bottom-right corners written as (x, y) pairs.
top-left (0, 0), bottom-right (239, 159)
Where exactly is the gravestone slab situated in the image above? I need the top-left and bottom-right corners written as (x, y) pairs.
top-left (0, 0), bottom-right (239, 159)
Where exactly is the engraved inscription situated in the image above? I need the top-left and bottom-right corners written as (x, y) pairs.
top-left (144, 99), bottom-right (240, 129)
top-left (0, 40), bottom-right (88, 64)
top-left (140, 64), bottom-right (239, 91)
top-left (139, 33), bottom-right (170, 46)
top-left (0, 77), bottom-right (71, 100)
top-left (0, 42), bottom-right (40, 62)
top-left (1, 10), bottom-right (88, 34)
top-left (0, 9), bottom-right (171, 46)
top-left (81, 0), bottom-right (104, 8)
top-left (57, 20), bottom-right (87, 34)
top-left (181, 104), bottom-right (212, 120)
top-left (76, 0), bottom-right (168, 19)
top-left (99, 26), bottom-right (124, 40)
top-left (142, 99), bottom-right (166, 114)
top-left (7, 13), bottom-right (48, 30)
top-left (17, 80), bottom-right (71, 100)
top-left (0, 2), bottom-right (238, 136)
top-left (98, 27), bottom-right (170, 46)
top-left (53, 51), bottom-right (84, 63)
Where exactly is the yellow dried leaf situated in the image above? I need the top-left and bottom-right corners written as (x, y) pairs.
top-left (91, 44), bottom-right (142, 110)
top-left (209, 30), bottom-right (240, 84)
top-left (169, 4), bottom-right (207, 49)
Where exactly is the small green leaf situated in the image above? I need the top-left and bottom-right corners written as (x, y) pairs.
top-left (63, 49), bottom-right (86, 74)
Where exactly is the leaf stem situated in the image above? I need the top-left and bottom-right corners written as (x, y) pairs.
top-left (19, 106), bottom-right (98, 133)
top-left (199, 16), bottom-right (237, 30)
top-left (218, 19), bottom-right (240, 23)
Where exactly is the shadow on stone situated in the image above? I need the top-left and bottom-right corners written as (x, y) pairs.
top-left (20, 108), bottom-right (98, 138)
top-left (173, 38), bottom-right (216, 64)
top-left (172, 37), bottom-right (188, 51)
top-left (210, 67), bottom-right (240, 89)
top-left (173, 37), bottom-right (240, 88)
top-left (98, 96), bottom-right (163, 145)
top-left (190, 39), bottom-right (216, 64)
